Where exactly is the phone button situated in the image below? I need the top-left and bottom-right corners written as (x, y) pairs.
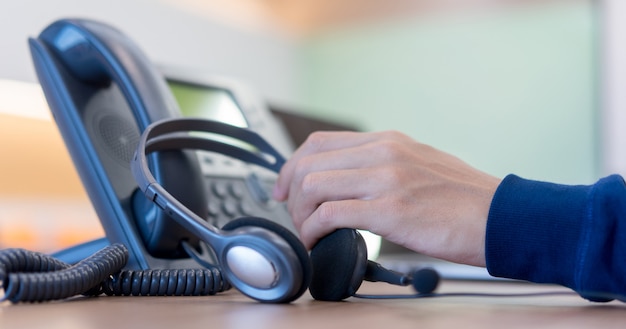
top-left (229, 182), bottom-right (245, 199)
top-left (211, 181), bottom-right (229, 198)
top-left (207, 201), bottom-right (220, 217)
top-left (246, 173), bottom-right (270, 205)
top-left (221, 200), bottom-right (238, 217)
top-left (238, 202), bottom-right (254, 216)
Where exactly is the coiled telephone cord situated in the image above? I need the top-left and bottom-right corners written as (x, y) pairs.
top-left (0, 243), bottom-right (229, 303)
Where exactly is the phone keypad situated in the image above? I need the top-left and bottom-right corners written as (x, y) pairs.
top-left (204, 175), bottom-right (294, 233)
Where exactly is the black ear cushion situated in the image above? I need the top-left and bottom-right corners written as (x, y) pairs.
top-left (309, 228), bottom-right (368, 301)
top-left (222, 217), bottom-right (312, 302)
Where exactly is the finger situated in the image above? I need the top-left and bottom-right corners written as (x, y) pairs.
top-left (283, 136), bottom-right (412, 212)
top-left (283, 136), bottom-right (420, 231)
top-left (288, 168), bottom-right (380, 231)
top-left (273, 131), bottom-right (386, 200)
top-left (298, 199), bottom-right (378, 250)
top-left (285, 142), bottom-right (393, 214)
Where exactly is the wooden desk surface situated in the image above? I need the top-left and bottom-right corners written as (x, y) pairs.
top-left (1, 280), bottom-right (625, 329)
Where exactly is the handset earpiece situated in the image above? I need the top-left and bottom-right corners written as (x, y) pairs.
top-left (309, 229), bottom-right (441, 301)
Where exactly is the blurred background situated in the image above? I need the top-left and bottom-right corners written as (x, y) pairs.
top-left (0, 0), bottom-right (624, 253)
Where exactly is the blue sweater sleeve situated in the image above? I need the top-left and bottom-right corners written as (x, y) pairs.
top-left (485, 174), bottom-right (626, 302)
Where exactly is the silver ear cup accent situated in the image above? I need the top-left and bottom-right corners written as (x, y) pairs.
top-left (226, 246), bottom-right (278, 289)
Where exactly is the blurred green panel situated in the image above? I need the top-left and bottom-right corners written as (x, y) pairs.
top-left (299, 1), bottom-right (597, 184)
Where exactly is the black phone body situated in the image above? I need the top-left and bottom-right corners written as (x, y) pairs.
top-left (29, 19), bottom-right (294, 270)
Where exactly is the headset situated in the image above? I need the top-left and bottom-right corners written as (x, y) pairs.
top-left (131, 117), bottom-right (311, 303)
top-left (130, 117), bottom-right (441, 303)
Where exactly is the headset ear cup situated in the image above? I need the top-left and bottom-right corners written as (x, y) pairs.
top-left (222, 217), bottom-right (312, 301)
top-left (309, 229), bottom-right (368, 301)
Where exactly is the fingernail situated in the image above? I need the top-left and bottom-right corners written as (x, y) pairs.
top-left (272, 183), bottom-right (283, 200)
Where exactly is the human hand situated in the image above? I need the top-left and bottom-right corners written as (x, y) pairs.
top-left (273, 131), bottom-right (501, 267)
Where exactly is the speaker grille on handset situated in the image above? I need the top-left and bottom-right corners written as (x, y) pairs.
top-left (98, 114), bottom-right (140, 166)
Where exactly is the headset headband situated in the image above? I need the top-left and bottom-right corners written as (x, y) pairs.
top-left (132, 118), bottom-right (285, 211)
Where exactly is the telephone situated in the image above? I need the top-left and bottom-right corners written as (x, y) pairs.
top-left (24, 18), bottom-right (442, 304)
top-left (28, 18), bottom-right (295, 270)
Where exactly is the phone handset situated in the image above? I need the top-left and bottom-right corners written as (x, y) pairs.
top-left (35, 19), bottom-right (178, 121)
top-left (29, 19), bottom-right (208, 268)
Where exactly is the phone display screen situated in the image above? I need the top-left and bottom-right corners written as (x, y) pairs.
top-left (168, 81), bottom-right (248, 128)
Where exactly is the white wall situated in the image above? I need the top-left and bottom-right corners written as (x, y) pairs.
top-left (0, 0), bottom-right (301, 107)
top-left (601, 0), bottom-right (626, 177)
